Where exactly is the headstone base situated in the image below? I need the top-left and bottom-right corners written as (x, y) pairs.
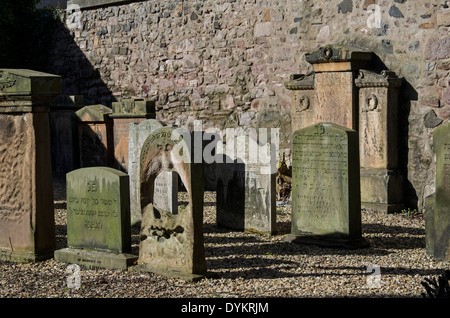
top-left (0, 250), bottom-right (54, 263)
top-left (129, 264), bottom-right (218, 282)
top-left (360, 168), bottom-right (404, 213)
top-left (54, 248), bottom-right (137, 270)
top-left (285, 234), bottom-right (370, 249)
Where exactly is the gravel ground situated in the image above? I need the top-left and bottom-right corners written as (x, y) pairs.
top-left (0, 180), bottom-right (449, 299)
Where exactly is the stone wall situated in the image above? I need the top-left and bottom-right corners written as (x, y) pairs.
top-left (46, 0), bottom-right (450, 210)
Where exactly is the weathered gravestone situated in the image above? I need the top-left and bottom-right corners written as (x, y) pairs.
top-left (216, 129), bottom-right (277, 235)
top-left (128, 119), bottom-right (178, 225)
top-left (0, 69), bottom-right (61, 262)
top-left (286, 123), bottom-right (369, 249)
top-left (425, 121), bottom-right (450, 261)
top-left (285, 45), bottom-right (404, 213)
top-left (131, 126), bottom-right (207, 281)
top-left (54, 167), bottom-right (137, 269)
top-left (75, 104), bottom-right (113, 168)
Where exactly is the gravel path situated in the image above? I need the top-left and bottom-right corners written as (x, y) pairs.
top-left (0, 180), bottom-right (448, 299)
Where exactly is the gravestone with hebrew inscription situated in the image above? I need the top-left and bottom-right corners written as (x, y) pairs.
top-left (425, 121), bottom-right (450, 261)
top-left (216, 129), bottom-right (277, 235)
top-left (0, 69), bottom-right (60, 262)
top-left (131, 126), bottom-right (206, 281)
top-left (128, 119), bottom-right (178, 225)
top-left (286, 123), bottom-right (369, 249)
top-left (285, 45), bottom-right (404, 213)
top-left (54, 167), bottom-right (137, 269)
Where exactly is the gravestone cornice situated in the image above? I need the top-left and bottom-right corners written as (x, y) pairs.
top-left (355, 69), bottom-right (403, 88)
top-left (0, 69), bottom-right (61, 97)
top-left (305, 45), bottom-right (373, 72)
top-left (284, 73), bottom-right (315, 91)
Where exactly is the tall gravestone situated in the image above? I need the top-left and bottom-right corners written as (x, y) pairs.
top-left (128, 119), bottom-right (178, 225)
top-left (285, 45), bottom-right (404, 213)
top-left (132, 126), bottom-right (206, 281)
top-left (0, 69), bottom-right (60, 262)
top-left (54, 167), bottom-right (137, 269)
top-left (425, 121), bottom-right (450, 261)
top-left (216, 130), bottom-right (277, 235)
top-left (286, 123), bottom-right (369, 249)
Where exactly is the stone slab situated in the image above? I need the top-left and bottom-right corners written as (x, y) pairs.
top-left (54, 247), bottom-right (137, 270)
top-left (66, 167), bottom-right (131, 253)
top-left (289, 122), bottom-right (369, 248)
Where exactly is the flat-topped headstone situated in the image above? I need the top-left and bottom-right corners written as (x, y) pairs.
top-left (0, 69), bottom-right (60, 262)
top-left (425, 121), bottom-right (450, 261)
top-left (54, 167), bottom-right (137, 269)
top-left (286, 122), bottom-right (369, 249)
top-left (216, 129), bottom-right (277, 235)
top-left (132, 126), bottom-right (207, 281)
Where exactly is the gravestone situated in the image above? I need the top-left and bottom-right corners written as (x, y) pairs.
top-left (425, 121), bottom-right (450, 261)
top-left (110, 98), bottom-right (155, 172)
top-left (131, 126), bottom-right (207, 281)
top-left (49, 95), bottom-right (83, 179)
top-left (285, 45), bottom-right (404, 213)
top-left (355, 70), bottom-right (404, 212)
top-left (0, 69), bottom-right (60, 262)
top-left (54, 167), bottom-right (137, 269)
top-left (216, 129), bottom-right (277, 235)
top-left (286, 122), bottom-right (369, 249)
top-left (128, 119), bottom-right (178, 225)
top-left (75, 104), bottom-right (113, 168)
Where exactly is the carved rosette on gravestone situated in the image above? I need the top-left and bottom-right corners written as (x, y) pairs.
top-left (286, 122), bottom-right (370, 249)
top-left (131, 126), bottom-right (207, 281)
top-left (0, 69), bottom-right (61, 262)
top-left (216, 130), bottom-right (277, 235)
top-left (128, 119), bottom-right (178, 225)
top-left (54, 167), bottom-right (137, 270)
top-left (425, 121), bottom-right (450, 261)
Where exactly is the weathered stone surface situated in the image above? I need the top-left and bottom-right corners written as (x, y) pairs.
top-left (75, 105), bottom-right (114, 168)
top-left (137, 126), bottom-right (206, 278)
top-left (424, 110), bottom-right (443, 129)
top-left (287, 123), bottom-right (369, 249)
top-left (50, 95), bottom-right (84, 179)
top-left (65, 167), bottom-right (132, 252)
top-left (55, 166), bottom-right (136, 269)
top-left (425, 37), bottom-right (450, 60)
top-left (216, 130), bottom-right (277, 235)
top-left (0, 69), bottom-right (60, 262)
top-left (425, 121), bottom-right (450, 261)
top-left (128, 119), bottom-right (168, 225)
